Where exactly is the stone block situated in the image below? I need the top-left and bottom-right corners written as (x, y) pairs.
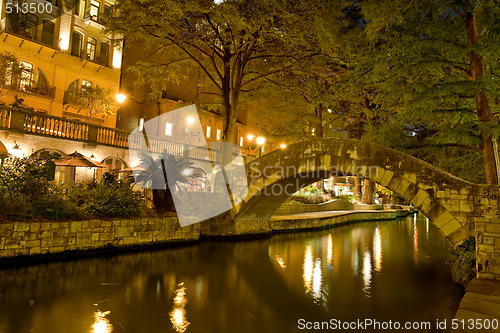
top-left (412, 190), bottom-right (430, 208)
top-left (116, 227), bottom-right (134, 238)
top-left (459, 201), bottom-right (473, 212)
top-left (29, 247), bottom-right (41, 255)
top-left (70, 222), bottom-right (82, 233)
top-left (485, 224), bottom-right (500, 234)
top-left (48, 247), bottom-right (65, 254)
top-left (29, 223), bottom-right (40, 232)
top-left (448, 228), bottom-right (470, 246)
top-left (14, 223), bottom-right (29, 232)
top-left (433, 211), bottom-right (455, 228)
top-left (380, 170), bottom-right (394, 187)
top-left (26, 240), bottom-right (41, 248)
top-left (76, 232), bottom-right (92, 246)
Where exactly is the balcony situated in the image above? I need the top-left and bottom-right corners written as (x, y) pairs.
top-left (0, 106), bottom-right (254, 163)
top-left (4, 83), bottom-right (56, 100)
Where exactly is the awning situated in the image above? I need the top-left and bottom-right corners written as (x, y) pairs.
top-left (54, 151), bottom-right (107, 168)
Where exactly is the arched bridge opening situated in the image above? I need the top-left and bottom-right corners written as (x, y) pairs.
top-left (234, 138), bottom-right (497, 251)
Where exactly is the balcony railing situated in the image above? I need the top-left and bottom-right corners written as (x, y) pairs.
top-left (0, 106), bottom-right (254, 163)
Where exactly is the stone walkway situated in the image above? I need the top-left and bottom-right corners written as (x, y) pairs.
top-left (453, 278), bottom-right (500, 332)
top-left (270, 209), bottom-right (397, 221)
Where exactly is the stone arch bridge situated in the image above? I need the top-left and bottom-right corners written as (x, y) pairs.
top-left (205, 138), bottom-right (500, 279)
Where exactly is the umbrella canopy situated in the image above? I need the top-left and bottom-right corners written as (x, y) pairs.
top-left (0, 141), bottom-right (8, 156)
top-left (54, 151), bottom-right (107, 168)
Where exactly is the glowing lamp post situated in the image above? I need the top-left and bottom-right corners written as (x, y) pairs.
top-left (256, 136), bottom-right (265, 157)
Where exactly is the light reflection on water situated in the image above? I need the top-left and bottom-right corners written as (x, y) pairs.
top-left (0, 214), bottom-right (462, 333)
top-left (91, 311), bottom-right (112, 333)
top-left (169, 283), bottom-right (189, 333)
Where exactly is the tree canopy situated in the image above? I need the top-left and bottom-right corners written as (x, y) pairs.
top-left (107, 0), bottom-right (338, 148)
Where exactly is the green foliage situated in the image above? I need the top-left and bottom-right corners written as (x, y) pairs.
top-left (357, 0), bottom-right (500, 183)
top-left (70, 85), bottom-right (118, 121)
top-left (448, 237), bottom-right (476, 288)
top-left (69, 177), bottom-right (145, 218)
top-left (0, 155), bottom-right (83, 221)
top-left (0, 157), bottom-right (146, 221)
top-left (106, 0), bottom-right (338, 143)
top-left (133, 152), bottom-right (198, 213)
top-left (287, 186), bottom-right (332, 204)
top-left (336, 194), bottom-right (358, 204)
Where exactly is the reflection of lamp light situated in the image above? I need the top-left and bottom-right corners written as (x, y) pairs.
top-left (115, 94), bottom-right (127, 103)
top-left (247, 134), bottom-right (254, 141)
top-left (186, 117), bottom-right (195, 125)
top-left (12, 141), bottom-right (20, 150)
top-left (280, 144), bottom-right (287, 149)
top-left (182, 168), bottom-right (193, 176)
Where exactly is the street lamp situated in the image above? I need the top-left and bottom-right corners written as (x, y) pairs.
top-left (256, 136), bottom-right (265, 157)
top-left (280, 144), bottom-right (287, 149)
top-left (247, 134), bottom-right (254, 141)
top-left (115, 93), bottom-right (127, 104)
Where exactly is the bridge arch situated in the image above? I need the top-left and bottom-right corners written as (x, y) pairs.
top-left (234, 138), bottom-right (492, 246)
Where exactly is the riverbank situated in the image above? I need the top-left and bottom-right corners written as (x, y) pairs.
top-left (0, 209), bottom-right (415, 265)
top-left (452, 278), bottom-right (500, 332)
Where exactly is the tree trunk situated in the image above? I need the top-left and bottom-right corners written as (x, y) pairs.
top-left (314, 103), bottom-right (324, 138)
top-left (464, 11), bottom-right (499, 184)
top-left (354, 176), bottom-right (362, 197)
top-left (361, 179), bottom-right (375, 204)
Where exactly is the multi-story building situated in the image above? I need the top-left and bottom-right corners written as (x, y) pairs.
top-left (0, 0), bottom-right (129, 186)
top-left (0, 0), bottom-right (122, 128)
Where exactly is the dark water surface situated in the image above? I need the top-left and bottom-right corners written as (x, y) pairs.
top-left (0, 213), bottom-right (463, 333)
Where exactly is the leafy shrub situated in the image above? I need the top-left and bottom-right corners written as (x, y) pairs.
top-left (0, 157), bottom-right (146, 221)
top-left (448, 237), bottom-right (476, 288)
top-left (32, 193), bottom-right (84, 221)
top-left (70, 179), bottom-right (146, 218)
top-left (287, 186), bottom-right (332, 204)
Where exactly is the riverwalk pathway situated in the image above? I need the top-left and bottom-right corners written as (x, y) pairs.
top-left (453, 278), bottom-right (500, 332)
top-left (271, 209), bottom-right (400, 221)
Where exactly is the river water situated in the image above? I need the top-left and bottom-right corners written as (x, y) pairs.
top-left (0, 213), bottom-right (463, 333)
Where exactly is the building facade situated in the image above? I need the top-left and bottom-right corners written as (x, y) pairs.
top-left (0, 0), bottom-right (122, 128)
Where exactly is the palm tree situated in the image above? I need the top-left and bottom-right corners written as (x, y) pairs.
top-left (133, 151), bottom-right (197, 214)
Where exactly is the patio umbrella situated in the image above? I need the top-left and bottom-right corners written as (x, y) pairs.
top-left (54, 151), bottom-right (107, 168)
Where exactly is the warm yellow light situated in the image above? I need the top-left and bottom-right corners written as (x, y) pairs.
top-left (256, 137), bottom-right (265, 145)
top-left (247, 134), bottom-right (254, 141)
top-left (280, 144), bottom-right (287, 149)
top-left (186, 117), bottom-right (195, 125)
top-left (116, 94), bottom-right (127, 103)
top-left (59, 33), bottom-right (70, 51)
top-left (113, 43), bottom-right (123, 69)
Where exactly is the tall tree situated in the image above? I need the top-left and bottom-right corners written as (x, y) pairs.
top-left (358, 0), bottom-right (500, 184)
top-left (107, 0), bottom-right (335, 159)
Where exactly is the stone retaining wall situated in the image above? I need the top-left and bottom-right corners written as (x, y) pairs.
top-left (0, 218), bottom-right (200, 258)
top-left (275, 199), bottom-right (354, 214)
top-left (270, 211), bottom-right (398, 232)
top-left (0, 210), bottom-right (405, 260)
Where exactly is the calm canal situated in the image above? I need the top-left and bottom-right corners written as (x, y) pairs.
top-left (0, 213), bottom-right (463, 333)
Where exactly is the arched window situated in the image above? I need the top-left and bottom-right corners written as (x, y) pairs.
top-left (36, 69), bottom-right (49, 95)
top-left (101, 157), bottom-right (128, 179)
